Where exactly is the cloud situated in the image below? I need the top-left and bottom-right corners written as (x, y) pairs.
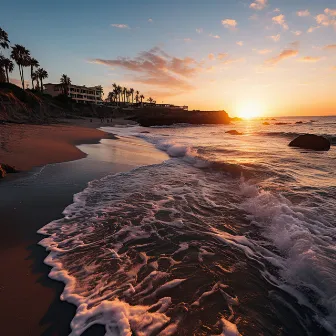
top-left (292, 30), bottom-right (302, 36)
top-left (272, 14), bottom-right (288, 30)
top-left (307, 26), bottom-right (320, 33)
top-left (208, 53), bottom-right (215, 60)
top-left (254, 48), bottom-right (272, 54)
top-left (273, 8), bottom-right (280, 13)
top-left (111, 24), bottom-right (129, 29)
top-left (315, 9), bottom-right (336, 27)
top-left (221, 19), bottom-right (237, 29)
top-left (209, 33), bottom-right (220, 39)
top-left (268, 34), bottom-right (280, 41)
top-left (236, 41), bottom-right (244, 46)
top-left (323, 44), bottom-right (336, 50)
top-left (265, 48), bottom-right (298, 65)
top-left (92, 47), bottom-right (201, 91)
top-left (297, 10), bottom-right (310, 17)
top-left (221, 57), bottom-right (245, 65)
top-left (250, 0), bottom-right (267, 10)
top-left (148, 18), bottom-right (153, 23)
top-left (218, 53), bottom-right (228, 60)
top-left (196, 28), bottom-right (203, 34)
top-left (299, 56), bottom-right (322, 62)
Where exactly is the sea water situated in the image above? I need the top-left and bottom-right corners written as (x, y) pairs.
top-left (39, 116), bottom-right (336, 335)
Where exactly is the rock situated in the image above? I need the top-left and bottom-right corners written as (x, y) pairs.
top-left (295, 121), bottom-right (303, 124)
top-left (262, 122), bottom-right (270, 125)
top-left (0, 163), bottom-right (18, 178)
top-left (140, 131), bottom-right (150, 134)
top-left (226, 130), bottom-right (243, 135)
top-left (289, 134), bottom-right (331, 151)
top-left (275, 122), bottom-right (289, 125)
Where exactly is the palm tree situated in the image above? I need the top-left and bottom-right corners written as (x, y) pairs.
top-left (147, 97), bottom-right (154, 104)
top-left (123, 87), bottom-right (127, 103)
top-left (0, 56), bottom-right (14, 83)
top-left (96, 85), bottom-right (103, 100)
top-left (60, 74), bottom-right (71, 95)
top-left (140, 94), bottom-right (145, 103)
top-left (129, 88), bottom-right (134, 104)
top-left (135, 90), bottom-right (140, 103)
top-left (10, 44), bottom-right (31, 89)
top-left (117, 85), bottom-right (122, 103)
top-left (107, 91), bottom-right (114, 102)
top-left (0, 27), bottom-right (10, 50)
top-left (28, 57), bottom-right (39, 89)
top-left (35, 68), bottom-right (48, 92)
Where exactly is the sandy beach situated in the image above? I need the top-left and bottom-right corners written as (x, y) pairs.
top-left (0, 119), bottom-right (167, 335)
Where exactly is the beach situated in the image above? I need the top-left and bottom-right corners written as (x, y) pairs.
top-left (0, 119), bottom-right (167, 335)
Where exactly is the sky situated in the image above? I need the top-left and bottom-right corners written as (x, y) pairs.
top-left (1, 0), bottom-right (335, 117)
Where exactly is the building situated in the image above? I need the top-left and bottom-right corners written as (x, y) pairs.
top-left (44, 83), bottom-right (103, 104)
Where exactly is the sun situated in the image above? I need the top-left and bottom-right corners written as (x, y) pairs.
top-left (237, 102), bottom-right (263, 119)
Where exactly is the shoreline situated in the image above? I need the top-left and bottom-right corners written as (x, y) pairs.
top-left (0, 121), bottom-right (168, 335)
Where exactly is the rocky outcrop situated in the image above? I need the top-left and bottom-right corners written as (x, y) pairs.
top-left (289, 134), bottom-right (331, 151)
top-left (0, 163), bottom-right (18, 178)
top-left (131, 108), bottom-right (231, 127)
top-left (226, 130), bottom-right (243, 135)
top-left (262, 122), bottom-right (270, 125)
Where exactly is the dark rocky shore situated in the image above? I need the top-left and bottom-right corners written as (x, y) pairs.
top-left (130, 107), bottom-right (231, 127)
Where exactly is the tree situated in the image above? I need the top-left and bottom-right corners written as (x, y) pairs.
top-left (10, 44), bottom-right (31, 89)
top-left (0, 27), bottom-right (10, 49)
top-left (147, 97), bottom-right (154, 104)
top-left (29, 57), bottom-right (39, 89)
top-left (0, 56), bottom-right (14, 83)
top-left (96, 85), bottom-right (103, 100)
top-left (129, 88), bottom-right (134, 104)
top-left (140, 94), bottom-right (145, 103)
top-left (60, 74), bottom-right (71, 95)
top-left (35, 68), bottom-right (48, 92)
top-left (123, 87), bottom-right (127, 103)
top-left (135, 90), bottom-right (139, 103)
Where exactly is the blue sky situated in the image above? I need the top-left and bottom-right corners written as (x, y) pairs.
top-left (1, 0), bottom-right (336, 115)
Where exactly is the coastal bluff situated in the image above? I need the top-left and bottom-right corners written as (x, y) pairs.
top-left (131, 107), bottom-right (231, 127)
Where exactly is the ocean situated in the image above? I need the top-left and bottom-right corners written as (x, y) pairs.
top-left (39, 116), bottom-right (336, 335)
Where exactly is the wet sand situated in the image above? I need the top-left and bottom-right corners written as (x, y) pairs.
top-left (0, 122), bottom-right (168, 335)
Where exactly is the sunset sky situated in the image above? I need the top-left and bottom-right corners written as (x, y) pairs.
top-left (1, 0), bottom-right (335, 116)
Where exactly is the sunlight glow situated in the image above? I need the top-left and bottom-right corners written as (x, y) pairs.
top-left (237, 101), bottom-right (263, 119)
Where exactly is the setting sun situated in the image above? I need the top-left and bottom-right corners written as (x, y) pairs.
top-left (237, 102), bottom-right (263, 119)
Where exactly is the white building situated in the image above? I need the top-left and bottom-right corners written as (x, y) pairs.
top-left (44, 83), bottom-right (103, 104)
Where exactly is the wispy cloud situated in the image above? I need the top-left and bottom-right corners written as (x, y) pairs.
top-left (323, 44), bottom-right (336, 50)
top-left (148, 18), bottom-right (153, 23)
top-left (209, 33), bottom-right (220, 39)
top-left (273, 8), bottom-right (280, 13)
top-left (268, 34), bottom-right (280, 42)
top-left (292, 30), bottom-right (302, 36)
top-left (272, 14), bottom-right (288, 30)
top-left (91, 47), bottom-right (201, 92)
top-left (297, 10), bottom-right (310, 17)
top-left (222, 57), bottom-right (245, 65)
top-left (236, 41), bottom-right (244, 46)
top-left (218, 53), bottom-right (229, 60)
top-left (221, 19), bottom-right (238, 29)
top-left (208, 53), bottom-right (215, 60)
top-left (250, 0), bottom-right (267, 10)
top-left (265, 48), bottom-right (298, 66)
top-left (111, 24), bottom-right (129, 29)
top-left (254, 48), bottom-right (272, 54)
top-left (299, 56), bottom-right (322, 62)
top-left (307, 26), bottom-right (320, 33)
top-left (196, 28), bottom-right (203, 34)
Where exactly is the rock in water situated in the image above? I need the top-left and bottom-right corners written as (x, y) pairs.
top-left (262, 122), bottom-right (270, 125)
top-left (226, 130), bottom-right (243, 135)
top-left (289, 134), bottom-right (331, 151)
top-left (0, 163), bottom-right (18, 178)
